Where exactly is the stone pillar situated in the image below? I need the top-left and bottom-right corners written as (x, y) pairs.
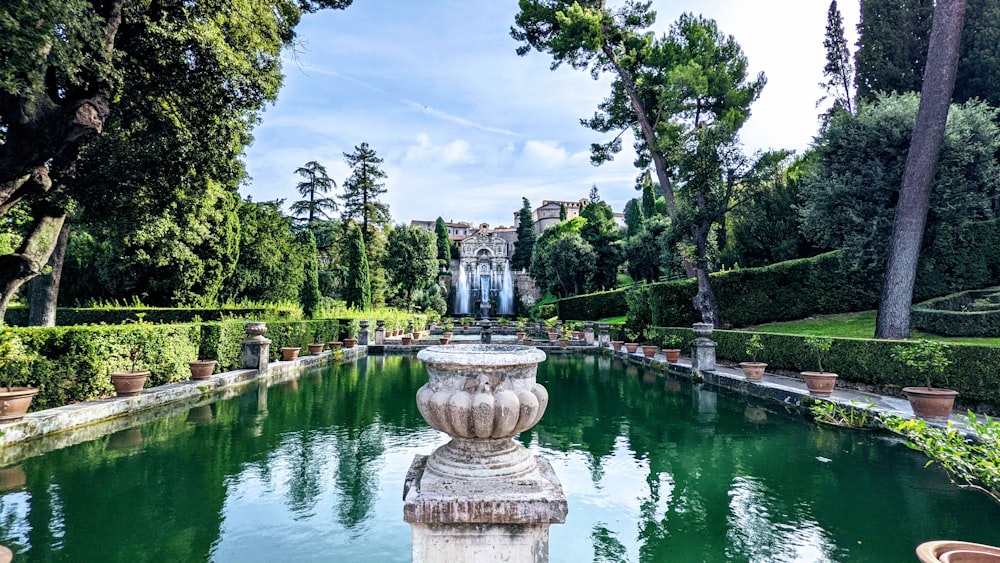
top-left (405, 345), bottom-right (567, 563)
top-left (375, 320), bottom-right (386, 345)
top-left (357, 320), bottom-right (369, 346)
top-left (241, 322), bottom-right (271, 373)
top-left (691, 322), bottom-right (716, 373)
top-left (584, 321), bottom-right (595, 346)
top-left (480, 319), bottom-right (492, 344)
top-left (598, 323), bottom-right (610, 348)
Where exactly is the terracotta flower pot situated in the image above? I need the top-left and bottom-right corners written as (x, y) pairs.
top-left (280, 347), bottom-right (300, 361)
top-left (308, 343), bottom-right (325, 355)
top-left (573, 331), bottom-right (584, 340)
top-left (739, 361), bottom-right (767, 381)
top-left (523, 338), bottom-right (533, 345)
top-left (443, 332), bottom-right (454, 339)
top-left (664, 349), bottom-right (681, 363)
top-left (439, 337), bottom-right (451, 345)
top-left (0, 387), bottom-right (39, 422)
top-left (111, 371), bottom-right (149, 397)
top-left (188, 360), bottom-right (217, 381)
top-left (641, 345), bottom-right (658, 358)
top-left (558, 338), bottom-right (569, 347)
top-left (801, 371), bottom-right (838, 397)
top-left (401, 336), bottom-right (413, 346)
top-left (548, 332), bottom-right (559, 341)
top-left (624, 343), bottom-right (639, 354)
top-left (903, 386), bottom-right (959, 422)
top-left (611, 341), bottom-right (624, 351)
top-left (329, 341), bottom-right (343, 350)
top-left (516, 332), bottom-right (526, 341)
top-left (343, 338), bottom-right (356, 349)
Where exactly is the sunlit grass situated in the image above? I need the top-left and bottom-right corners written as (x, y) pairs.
top-left (748, 310), bottom-right (1000, 347)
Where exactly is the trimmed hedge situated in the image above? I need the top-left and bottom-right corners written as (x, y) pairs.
top-left (3, 305), bottom-right (299, 327)
top-left (911, 288), bottom-right (1000, 337)
top-left (647, 327), bottom-right (1000, 408)
top-left (559, 219), bottom-right (1000, 328)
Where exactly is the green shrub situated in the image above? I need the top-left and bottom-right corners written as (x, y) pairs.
top-left (557, 289), bottom-right (627, 320)
top-left (3, 305), bottom-right (300, 327)
top-left (912, 289), bottom-right (1000, 337)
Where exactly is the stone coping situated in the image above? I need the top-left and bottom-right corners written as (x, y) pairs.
top-left (0, 346), bottom-right (366, 458)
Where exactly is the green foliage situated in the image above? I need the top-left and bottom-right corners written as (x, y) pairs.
top-left (818, 0), bottom-right (855, 118)
top-left (340, 142), bottom-right (390, 243)
top-left (342, 223), bottom-right (371, 310)
top-left (808, 399), bottom-right (875, 428)
top-left (625, 216), bottom-right (671, 283)
top-left (0, 329), bottom-right (36, 390)
top-left (433, 217), bottom-right (450, 263)
top-left (512, 198), bottom-right (536, 271)
top-left (892, 339), bottom-right (951, 388)
top-left (384, 224), bottom-right (437, 311)
top-left (800, 93), bottom-right (1000, 280)
top-left (884, 413), bottom-right (1000, 506)
top-left (804, 335), bottom-right (833, 372)
top-left (291, 161), bottom-right (339, 226)
top-left (954, 0), bottom-right (1000, 108)
top-left (530, 230), bottom-right (596, 298)
top-left (912, 288), bottom-right (1000, 337)
top-left (579, 199), bottom-right (623, 292)
top-left (558, 289), bottom-right (628, 321)
top-left (745, 334), bottom-right (763, 362)
top-left (855, 0), bottom-right (933, 102)
top-left (219, 198), bottom-right (307, 305)
top-left (298, 230), bottom-right (322, 319)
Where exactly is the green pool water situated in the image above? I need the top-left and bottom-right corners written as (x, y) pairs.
top-left (1, 354), bottom-right (998, 562)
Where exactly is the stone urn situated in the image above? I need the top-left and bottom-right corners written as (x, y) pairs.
top-left (413, 344), bottom-right (550, 481)
top-left (405, 344), bottom-right (567, 562)
top-left (916, 540), bottom-right (1000, 563)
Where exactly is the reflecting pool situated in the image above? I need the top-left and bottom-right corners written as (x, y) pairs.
top-left (1, 354), bottom-right (998, 561)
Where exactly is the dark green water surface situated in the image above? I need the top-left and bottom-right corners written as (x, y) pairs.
top-left (1, 354), bottom-right (998, 562)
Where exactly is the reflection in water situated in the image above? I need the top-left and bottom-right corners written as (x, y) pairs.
top-left (0, 354), bottom-right (997, 562)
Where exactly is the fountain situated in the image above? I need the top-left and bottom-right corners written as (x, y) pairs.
top-left (455, 265), bottom-right (470, 315)
top-left (498, 262), bottom-right (514, 316)
top-left (405, 345), bottom-right (567, 562)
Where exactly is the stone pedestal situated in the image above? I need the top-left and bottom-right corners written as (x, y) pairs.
top-left (691, 323), bottom-right (716, 373)
top-left (584, 321), bottom-right (595, 346)
top-left (241, 322), bottom-right (271, 373)
top-left (375, 320), bottom-right (386, 345)
top-left (358, 320), bottom-right (370, 346)
top-left (597, 323), bottom-right (610, 348)
top-left (405, 345), bottom-right (567, 563)
top-left (480, 320), bottom-right (492, 344)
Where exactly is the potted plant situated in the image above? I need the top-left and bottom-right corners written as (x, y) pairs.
top-left (801, 335), bottom-right (837, 397)
top-left (641, 343), bottom-right (658, 358)
top-left (739, 334), bottom-right (767, 381)
top-left (402, 334), bottom-right (413, 346)
top-left (892, 339), bottom-right (957, 421)
top-left (281, 346), bottom-right (301, 360)
top-left (662, 334), bottom-right (683, 363)
top-left (188, 359), bottom-right (217, 380)
top-left (442, 320), bottom-right (454, 339)
top-left (111, 347), bottom-right (149, 397)
top-left (0, 331), bottom-right (39, 422)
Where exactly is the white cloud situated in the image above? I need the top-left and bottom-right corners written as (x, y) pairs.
top-left (404, 134), bottom-right (476, 166)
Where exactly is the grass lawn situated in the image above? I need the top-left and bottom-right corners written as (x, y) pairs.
top-left (748, 310), bottom-right (1000, 347)
top-left (597, 315), bottom-right (627, 324)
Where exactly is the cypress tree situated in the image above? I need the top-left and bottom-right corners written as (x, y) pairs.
top-left (343, 223), bottom-right (371, 310)
top-left (434, 217), bottom-right (450, 264)
top-left (512, 198), bottom-right (536, 271)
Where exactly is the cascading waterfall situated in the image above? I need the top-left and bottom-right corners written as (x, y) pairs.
top-left (456, 265), bottom-right (470, 315)
top-left (499, 262), bottom-right (514, 316)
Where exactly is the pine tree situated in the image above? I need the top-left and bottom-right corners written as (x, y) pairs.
top-left (341, 143), bottom-right (390, 244)
top-left (290, 161), bottom-right (338, 228)
top-left (856, 0), bottom-right (934, 102)
top-left (343, 223), bottom-right (371, 310)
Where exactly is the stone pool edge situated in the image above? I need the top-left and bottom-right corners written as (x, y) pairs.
top-left (0, 346), bottom-right (367, 458)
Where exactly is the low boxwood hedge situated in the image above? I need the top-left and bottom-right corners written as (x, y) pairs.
top-left (911, 288), bottom-right (1000, 337)
top-left (3, 305), bottom-right (299, 327)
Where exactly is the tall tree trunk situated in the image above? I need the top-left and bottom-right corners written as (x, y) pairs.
top-left (28, 221), bottom-right (71, 327)
top-left (875, 0), bottom-right (967, 339)
top-left (0, 206), bottom-right (67, 324)
top-left (691, 225), bottom-right (722, 327)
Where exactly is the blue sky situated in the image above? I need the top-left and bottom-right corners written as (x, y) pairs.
top-left (242, 0), bottom-right (859, 228)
